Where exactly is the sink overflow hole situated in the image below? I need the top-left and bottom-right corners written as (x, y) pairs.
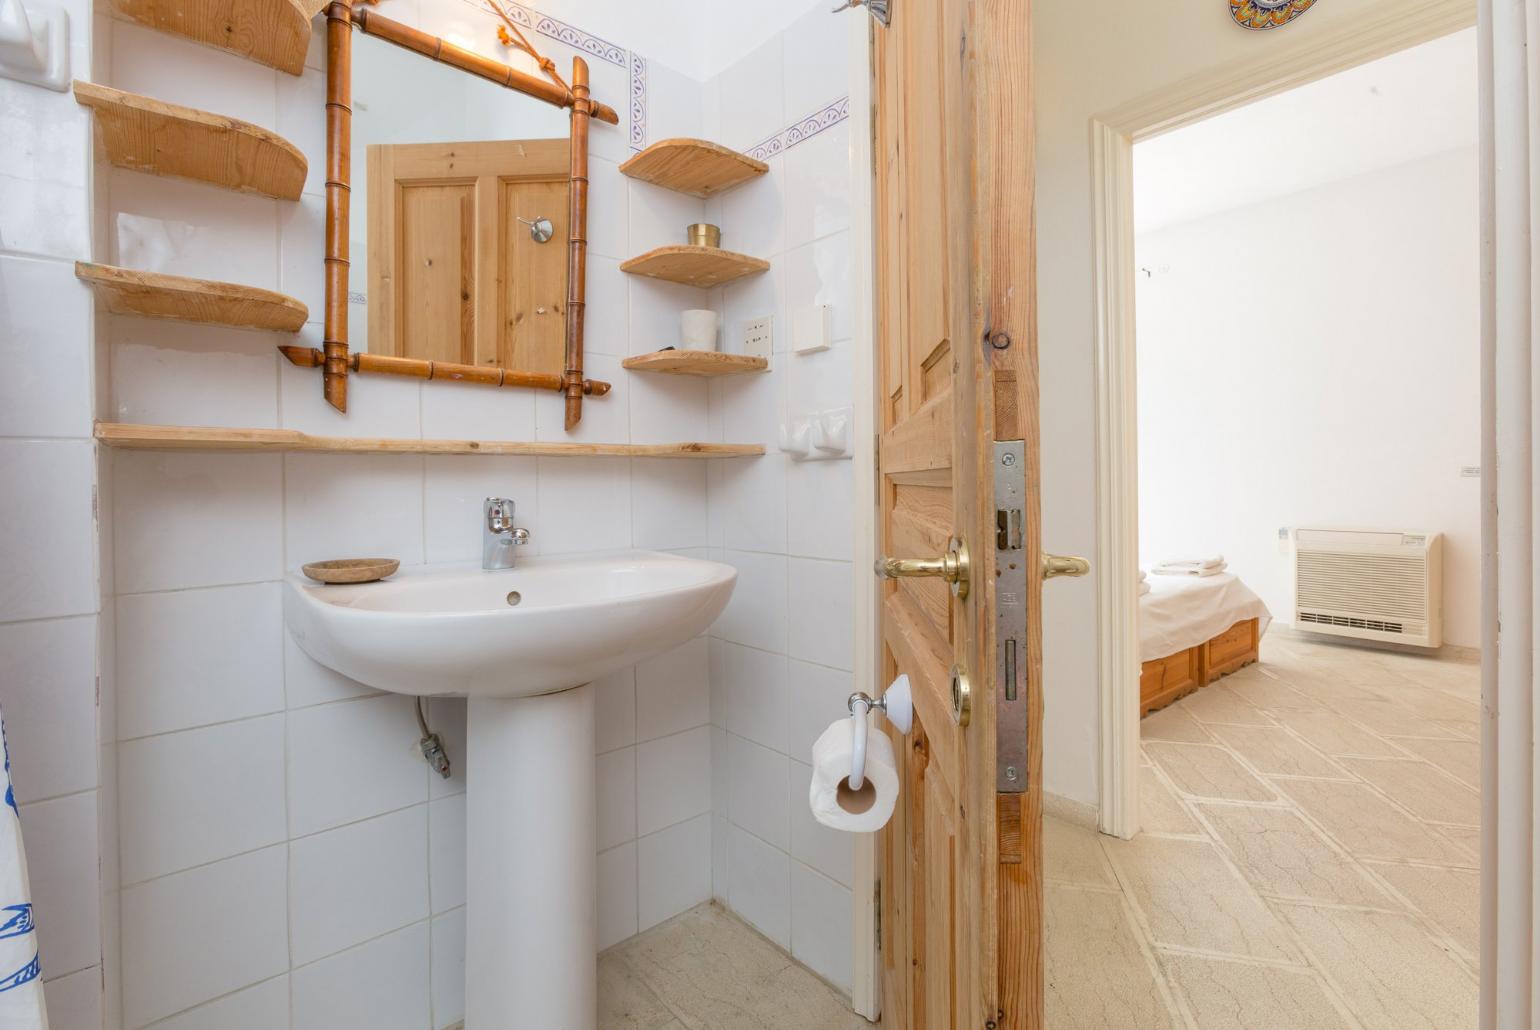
top-left (506, 591), bottom-right (522, 607)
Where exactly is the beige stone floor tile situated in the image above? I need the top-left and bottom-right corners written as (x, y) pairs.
top-left (1270, 779), bottom-right (1469, 864)
top-left (1207, 725), bottom-right (1349, 779)
top-left (1431, 717), bottom-right (1480, 741)
top-left (1277, 903), bottom-right (1477, 1030)
top-left (1438, 824), bottom-right (1481, 856)
top-left (1196, 803), bottom-right (1393, 907)
top-left (1365, 861), bottom-right (1480, 956)
top-left (1045, 883), bottom-right (1178, 1030)
top-left (1339, 758), bottom-right (1479, 827)
top-left (1268, 709), bottom-right (1404, 758)
top-left (1140, 765), bottom-right (1201, 836)
top-left (600, 953), bottom-right (678, 1030)
top-left (1101, 835), bottom-right (1297, 961)
top-left (1365, 683), bottom-right (1482, 723)
top-left (1146, 741), bottom-right (1278, 802)
top-left (1045, 815), bottom-right (1118, 888)
top-left (1391, 737), bottom-right (1480, 789)
top-left (1326, 698), bottom-right (1468, 740)
top-left (1277, 674), bottom-right (1390, 706)
top-left (1142, 703), bottom-right (1216, 743)
top-left (1178, 685), bottom-right (1274, 727)
top-left (1161, 954), bottom-right (1353, 1030)
top-left (1223, 674), bottom-right (1317, 712)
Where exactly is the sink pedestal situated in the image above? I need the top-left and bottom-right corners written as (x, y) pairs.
top-left (465, 683), bottom-right (596, 1028)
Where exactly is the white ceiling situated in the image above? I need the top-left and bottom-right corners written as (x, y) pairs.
top-left (1133, 28), bottom-right (1477, 234)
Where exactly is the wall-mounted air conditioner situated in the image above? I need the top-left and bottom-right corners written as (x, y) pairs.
top-left (1293, 528), bottom-right (1443, 648)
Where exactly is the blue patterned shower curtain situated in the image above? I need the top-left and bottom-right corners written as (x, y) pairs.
top-left (0, 716), bottom-right (47, 1028)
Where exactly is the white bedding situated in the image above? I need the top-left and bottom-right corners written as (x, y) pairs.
top-left (1139, 571), bottom-right (1272, 663)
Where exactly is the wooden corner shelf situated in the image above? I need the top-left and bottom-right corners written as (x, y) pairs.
top-left (74, 81), bottom-right (308, 201)
top-left (95, 423), bottom-right (765, 458)
top-left (620, 246), bottom-right (769, 289)
top-left (623, 350), bottom-right (768, 377)
top-left (107, 0), bottom-right (313, 75)
top-left (618, 138), bottom-right (768, 198)
top-left (76, 262), bottom-right (309, 332)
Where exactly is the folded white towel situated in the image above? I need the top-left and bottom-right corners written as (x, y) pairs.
top-left (1156, 555), bottom-right (1225, 571)
top-left (1138, 580), bottom-right (1152, 596)
top-left (1151, 563), bottom-right (1227, 577)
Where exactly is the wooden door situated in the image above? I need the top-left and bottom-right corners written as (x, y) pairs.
top-left (367, 138), bottom-right (569, 375)
top-left (873, 0), bottom-right (1042, 1027)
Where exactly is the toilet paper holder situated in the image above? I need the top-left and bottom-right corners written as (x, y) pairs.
top-left (846, 674), bottom-right (914, 790)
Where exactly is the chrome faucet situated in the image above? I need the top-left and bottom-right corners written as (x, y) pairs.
top-left (483, 497), bottom-right (530, 570)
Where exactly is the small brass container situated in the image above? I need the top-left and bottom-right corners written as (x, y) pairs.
top-left (686, 223), bottom-right (721, 248)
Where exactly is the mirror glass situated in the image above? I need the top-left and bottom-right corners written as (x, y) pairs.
top-left (351, 35), bottom-right (574, 377)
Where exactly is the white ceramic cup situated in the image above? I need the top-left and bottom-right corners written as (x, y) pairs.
top-left (680, 309), bottom-right (721, 350)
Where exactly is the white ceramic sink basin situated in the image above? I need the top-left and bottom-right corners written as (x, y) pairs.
top-left (284, 550), bottom-right (736, 698)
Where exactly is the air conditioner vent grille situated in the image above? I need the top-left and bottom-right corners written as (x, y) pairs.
top-left (1296, 551), bottom-right (1427, 621)
top-left (1299, 612), bottom-right (1405, 634)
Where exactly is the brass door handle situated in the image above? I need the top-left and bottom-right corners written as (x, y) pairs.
top-left (1043, 553), bottom-right (1090, 579)
top-left (876, 537), bottom-right (970, 600)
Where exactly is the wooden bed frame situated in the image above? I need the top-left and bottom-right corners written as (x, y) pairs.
top-left (1139, 617), bottom-right (1260, 717)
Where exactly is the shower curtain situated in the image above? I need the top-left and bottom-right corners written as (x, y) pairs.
top-left (0, 716), bottom-right (46, 1028)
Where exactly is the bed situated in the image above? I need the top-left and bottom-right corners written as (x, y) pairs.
top-left (1139, 572), bottom-right (1272, 716)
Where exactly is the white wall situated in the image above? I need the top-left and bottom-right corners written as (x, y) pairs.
top-left (1135, 146), bottom-right (1481, 647)
top-left (1033, 0), bottom-right (1475, 809)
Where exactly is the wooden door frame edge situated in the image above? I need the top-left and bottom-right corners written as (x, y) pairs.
top-left (847, 9), bottom-right (881, 1021)
top-left (1088, 0), bottom-right (1477, 840)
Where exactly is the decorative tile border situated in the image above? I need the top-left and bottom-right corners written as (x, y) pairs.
top-left (628, 54), bottom-right (648, 151)
top-left (745, 97), bottom-right (850, 162)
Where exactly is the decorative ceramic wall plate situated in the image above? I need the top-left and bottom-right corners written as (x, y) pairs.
top-left (1230, 0), bottom-right (1318, 29)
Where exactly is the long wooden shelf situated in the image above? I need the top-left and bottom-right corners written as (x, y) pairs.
top-left (75, 81), bottom-right (307, 200)
top-left (95, 423), bottom-right (765, 458)
top-left (623, 350), bottom-right (768, 377)
top-left (108, 0), bottom-right (313, 75)
top-left (76, 262), bottom-right (308, 331)
top-left (618, 138), bottom-right (768, 198)
top-left (620, 245), bottom-right (769, 289)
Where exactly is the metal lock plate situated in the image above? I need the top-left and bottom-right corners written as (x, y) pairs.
top-left (994, 440), bottom-right (1028, 792)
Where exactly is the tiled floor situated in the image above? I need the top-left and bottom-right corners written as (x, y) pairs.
top-left (599, 901), bottom-right (868, 1030)
top-left (1046, 632), bottom-right (1481, 1030)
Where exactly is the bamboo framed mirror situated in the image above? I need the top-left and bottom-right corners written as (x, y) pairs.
top-left (281, 0), bottom-right (619, 429)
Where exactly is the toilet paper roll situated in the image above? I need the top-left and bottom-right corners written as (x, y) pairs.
top-left (808, 715), bottom-right (899, 833)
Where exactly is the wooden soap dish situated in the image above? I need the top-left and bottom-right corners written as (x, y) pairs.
top-left (302, 558), bottom-right (400, 584)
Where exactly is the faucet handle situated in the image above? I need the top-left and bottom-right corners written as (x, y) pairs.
top-left (485, 497), bottom-right (515, 531)
top-left (511, 527), bottom-right (530, 545)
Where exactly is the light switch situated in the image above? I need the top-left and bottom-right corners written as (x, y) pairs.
top-left (792, 304), bottom-right (831, 355)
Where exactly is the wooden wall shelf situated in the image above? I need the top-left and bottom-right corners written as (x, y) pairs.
top-left (107, 0), bottom-right (313, 75)
top-left (620, 246), bottom-right (769, 289)
top-left (76, 262), bottom-right (309, 332)
top-left (74, 81), bottom-right (308, 201)
top-left (623, 350), bottom-right (768, 377)
top-left (618, 138), bottom-right (768, 198)
top-left (95, 423), bottom-right (765, 458)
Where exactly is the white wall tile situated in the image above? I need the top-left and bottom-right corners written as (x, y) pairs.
top-left (626, 181), bottom-right (706, 256)
top-left (117, 583), bottom-right (284, 739)
top-left (630, 459), bottom-right (708, 552)
top-left (635, 636), bottom-right (710, 742)
top-left (790, 861), bottom-right (852, 993)
top-left (428, 796), bottom-right (465, 915)
top-left (287, 695), bottom-right (428, 837)
top-left (22, 792), bottom-right (99, 977)
top-left (430, 908), bottom-right (466, 1029)
top-left (419, 384), bottom-right (536, 443)
top-left (786, 459), bottom-right (853, 561)
top-left (708, 641), bottom-right (729, 729)
top-left (783, 122), bottom-right (851, 251)
top-left (423, 456), bottom-right (539, 564)
top-left (110, 20), bottom-right (278, 124)
top-left (788, 759), bottom-right (853, 888)
top-left (781, 3), bottom-right (850, 123)
top-left (637, 813), bottom-right (711, 932)
top-left (635, 725), bottom-right (711, 836)
top-left (712, 355), bottom-right (786, 448)
top-left (596, 842), bottom-right (637, 951)
top-left (643, 61), bottom-right (705, 143)
top-left (279, 352), bottom-right (423, 440)
top-left (726, 823), bottom-right (789, 948)
top-left (275, 65), bottom-right (326, 198)
top-left (788, 558), bottom-right (853, 670)
top-left (717, 155), bottom-right (784, 259)
top-left (120, 846), bottom-right (289, 1027)
top-left (0, 616), bottom-right (97, 802)
top-left (282, 454), bottom-right (425, 570)
top-left (593, 666), bottom-right (636, 755)
top-left (584, 256), bottom-right (629, 358)
top-left (425, 696), bottom-right (466, 800)
top-left (278, 193), bottom-right (325, 317)
top-left (0, 255), bottom-right (93, 437)
top-left (42, 966), bottom-right (103, 1030)
top-left (587, 157), bottom-right (630, 261)
top-left (630, 375), bottom-right (711, 445)
top-left (709, 550), bottom-right (787, 654)
top-left (533, 457), bottom-right (631, 556)
top-left (711, 813), bottom-right (729, 902)
top-left (781, 230), bottom-right (853, 344)
top-left (119, 716), bottom-right (286, 884)
top-left (149, 975), bottom-right (289, 1030)
top-left (787, 659), bottom-right (851, 763)
top-left (110, 321), bottom-right (281, 429)
top-left (113, 451), bottom-right (283, 593)
top-left (0, 440), bottom-right (96, 621)
top-left (720, 266), bottom-right (786, 358)
top-left (284, 630), bottom-right (376, 709)
top-left (596, 746), bottom-right (637, 852)
top-left (720, 641), bottom-right (788, 754)
top-left (628, 277), bottom-right (710, 357)
top-left (710, 726), bottom-right (729, 819)
top-left (729, 735), bottom-right (789, 850)
top-left (783, 335), bottom-right (853, 412)
top-left (111, 171), bottom-right (280, 288)
top-left (0, 91), bottom-right (90, 260)
top-left (289, 807), bottom-right (429, 966)
top-left (716, 34), bottom-right (784, 153)
top-left (534, 353), bottom-right (630, 444)
top-left (291, 921), bottom-right (430, 1030)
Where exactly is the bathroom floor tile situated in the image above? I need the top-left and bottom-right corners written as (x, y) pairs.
top-left (1338, 757), bottom-right (1479, 827)
top-left (1140, 765), bottom-right (1201, 836)
top-left (1195, 803), bottom-right (1392, 907)
top-left (1363, 861), bottom-right (1480, 957)
top-left (1044, 815), bottom-right (1118, 888)
top-left (1270, 778), bottom-right (1469, 864)
top-left (1045, 884), bottom-right (1178, 1030)
top-left (1141, 704), bottom-right (1215, 744)
top-left (1161, 954), bottom-right (1353, 1030)
top-left (1146, 742), bottom-right (1277, 802)
top-left (1206, 725), bottom-right (1348, 779)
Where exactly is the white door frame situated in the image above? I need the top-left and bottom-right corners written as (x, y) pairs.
top-left (1089, 0), bottom-right (1478, 840)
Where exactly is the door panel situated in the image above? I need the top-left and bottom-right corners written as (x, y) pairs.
top-left (873, 0), bottom-right (1042, 1026)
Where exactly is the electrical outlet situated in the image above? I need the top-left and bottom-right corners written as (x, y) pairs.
top-left (743, 316), bottom-right (772, 358)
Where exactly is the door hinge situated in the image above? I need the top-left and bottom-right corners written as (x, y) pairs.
top-left (874, 878), bottom-right (882, 952)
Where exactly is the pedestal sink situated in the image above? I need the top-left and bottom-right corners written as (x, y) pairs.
top-left (283, 550), bottom-right (736, 1029)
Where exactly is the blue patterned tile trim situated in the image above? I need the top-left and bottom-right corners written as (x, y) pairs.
top-left (629, 53), bottom-right (648, 151)
top-left (746, 96), bottom-right (851, 162)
